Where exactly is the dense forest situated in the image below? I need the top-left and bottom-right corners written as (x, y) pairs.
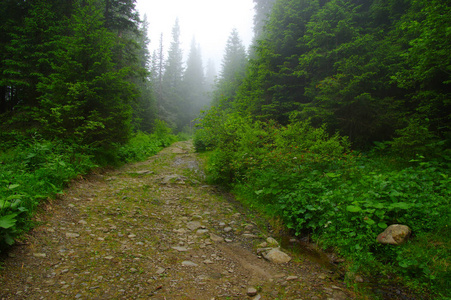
top-left (1, 0), bottom-right (450, 298)
top-left (195, 0), bottom-right (450, 298)
top-left (0, 0), bottom-right (180, 253)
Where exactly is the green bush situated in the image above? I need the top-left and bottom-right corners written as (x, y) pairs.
top-left (0, 136), bottom-right (96, 250)
top-left (0, 124), bottom-right (177, 251)
top-left (197, 110), bottom-right (450, 297)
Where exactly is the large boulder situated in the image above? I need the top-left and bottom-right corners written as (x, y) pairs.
top-left (377, 224), bottom-right (411, 245)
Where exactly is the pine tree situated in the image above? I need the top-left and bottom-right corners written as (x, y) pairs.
top-left (0, 0), bottom-right (63, 113)
top-left (161, 19), bottom-right (184, 129)
top-left (131, 14), bottom-right (156, 133)
top-left (38, 0), bottom-right (135, 147)
top-left (150, 33), bottom-right (165, 116)
top-left (214, 29), bottom-right (247, 107)
top-left (252, 0), bottom-right (277, 41)
top-left (181, 38), bottom-right (206, 129)
top-left (104, 0), bottom-right (140, 35)
top-left (205, 59), bottom-right (217, 93)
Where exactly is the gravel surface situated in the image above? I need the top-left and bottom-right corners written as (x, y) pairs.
top-left (0, 141), bottom-right (354, 299)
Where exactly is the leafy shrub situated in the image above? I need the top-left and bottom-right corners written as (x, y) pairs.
top-left (118, 121), bottom-right (177, 163)
top-left (197, 111), bottom-right (450, 297)
top-left (0, 136), bottom-right (97, 250)
top-left (0, 124), bottom-right (177, 251)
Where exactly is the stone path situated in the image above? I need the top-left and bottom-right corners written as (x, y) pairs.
top-left (0, 141), bottom-right (354, 299)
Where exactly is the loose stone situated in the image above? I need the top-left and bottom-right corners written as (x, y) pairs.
top-left (171, 246), bottom-right (189, 252)
top-left (65, 233), bottom-right (80, 238)
top-left (263, 248), bottom-right (291, 263)
top-left (210, 233), bottom-right (224, 242)
top-left (224, 227), bottom-right (233, 233)
top-left (187, 221), bottom-right (202, 231)
top-left (266, 237), bottom-right (279, 247)
top-left (181, 261), bottom-right (198, 267)
top-left (247, 287), bottom-right (258, 297)
top-left (196, 229), bottom-right (209, 235)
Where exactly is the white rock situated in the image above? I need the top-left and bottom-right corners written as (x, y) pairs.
top-left (187, 221), bottom-right (202, 231)
top-left (65, 233), bottom-right (80, 238)
top-left (171, 246), bottom-right (189, 252)
top-left (266, 237), bottom-right (279, 246)
top-left (247, 287), bottom-right (258, 296)
top-left (377, 224), bottom-right (411, 245)
top-left (263, 248), bottom-right (291, 263)
top-left (210, 233), bottom-right (224, 242)
top-left (182, 261), bottom-right (198, 267)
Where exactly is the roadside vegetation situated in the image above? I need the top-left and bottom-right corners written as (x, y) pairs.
top-left (194, 111), bottom-right (450, 298)
top-left (194, 0), bottom-right (451, 297)
top-left (0, 120), bottom-right (177, 252)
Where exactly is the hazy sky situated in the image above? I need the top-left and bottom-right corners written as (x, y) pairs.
top-left (135, 0), bottom-right (255, 70)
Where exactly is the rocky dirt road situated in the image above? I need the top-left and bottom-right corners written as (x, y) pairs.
top-left (0, 141), bottom-right (354, 299)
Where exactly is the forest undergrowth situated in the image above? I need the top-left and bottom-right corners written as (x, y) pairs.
top-left (194, 110), bottom-right (451, 299)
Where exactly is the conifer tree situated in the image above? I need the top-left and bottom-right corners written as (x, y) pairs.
top-left (252, 0), bottom-right (277, 41)
top-left (161, 19), bottom-right (184, 129)
top-left (132, 14), bottom-right (156, 133)
top-left (214, 29), bottom-right (247, 107)
top-left (38, 0), bottom-right (135, 147)
top-left (205, 59), bottom-right (217, 93)
top-left (181, 38), bottom-right (206, 129)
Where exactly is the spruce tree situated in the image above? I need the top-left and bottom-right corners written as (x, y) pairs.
top-left (161, 19), bottom-right (184, 129)
top-left (131, 14), bottom-right (156, 133)
top-left (214, 29), bottom-right (247, 107)
top-left (181, 38), bottom-right (206, 129)
top-left (38, 0), bottom-right (135, 147)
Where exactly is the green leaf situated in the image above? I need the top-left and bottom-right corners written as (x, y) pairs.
top-left (326, 172), bottom-right (340, 178)
top-left (0, 214), bottom-right (18, 229)
top-left (378, 222), bottom-right (388, 229)
top-left (346, 205), bottom-right (362, 213)
top-left (7, 194), bottom-right (22, 201)
top-left (364, 218), bottom-right (376, 225)
top-left (390, 202), bottom-right (411, 210)
top-left (8, 184), bottom-right (20, 190)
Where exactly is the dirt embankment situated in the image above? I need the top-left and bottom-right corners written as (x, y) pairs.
top-left (0, 141), bottom-right (354, 299)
